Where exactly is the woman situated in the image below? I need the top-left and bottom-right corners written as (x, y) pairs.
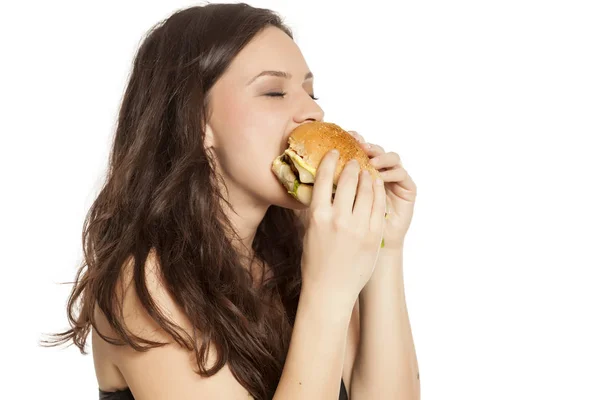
top-left (41, 3), bottom-right (419, 400)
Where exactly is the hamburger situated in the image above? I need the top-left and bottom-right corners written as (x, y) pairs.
top-left (271, 121), bottom-right (382, 206)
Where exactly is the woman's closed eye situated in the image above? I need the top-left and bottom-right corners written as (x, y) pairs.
top-left (264, 92), bottom-right (319, 100)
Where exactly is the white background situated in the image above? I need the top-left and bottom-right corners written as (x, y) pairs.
top-left (1, 0), bottom-right (598, 399)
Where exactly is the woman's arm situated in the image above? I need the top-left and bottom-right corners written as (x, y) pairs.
top-left (273, 285), bottom-right (355, 400)
top-left (110, 252), bottom-right (355, 400)
top-left (350, 248), bottom-right (420, 400)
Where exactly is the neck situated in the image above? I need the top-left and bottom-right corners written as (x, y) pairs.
top-left (225, 199), bottom-right (269, 259)
top-left (218, 182), bottom-right (270, 263)
top-left (210, 154), bottom-right (271, 279)
top-left (222, 195), bottom-right (271, 287)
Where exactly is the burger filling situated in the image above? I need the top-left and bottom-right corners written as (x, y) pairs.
top-left (284, 150), bottom-right (336, 190)
top-left (272, 149), bottom-right (336, 204)
top-left (284, 149), bottom-right (315, 184)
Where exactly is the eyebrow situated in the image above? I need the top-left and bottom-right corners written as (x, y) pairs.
top-left (247, 70), bottom-right (314, 85)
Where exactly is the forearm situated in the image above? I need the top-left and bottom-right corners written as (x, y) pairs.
top-left (273, 287), bottom-right (354, 400)
top-left (351, 250), bottom-right (420, 400)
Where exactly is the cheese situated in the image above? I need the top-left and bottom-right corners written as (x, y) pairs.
top-left (284, 149), bottom-right (316, 184)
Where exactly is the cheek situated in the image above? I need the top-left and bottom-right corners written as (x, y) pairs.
top-left (214, 96), bottom-right (287, 174)
top-left (229, 105), bottom-right (285, 152)
top-left (225, 101), bottom-right (270, 139)
top-left (215, 125), bottom-right (280, 180)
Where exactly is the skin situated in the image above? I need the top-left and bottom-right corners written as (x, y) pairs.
top-left (94, 24), bottom-right (419, 399)
top-left (202, 26), bottom-right (419, 398)
top-left (94, 25), bottom-right (363, 398)
top-left (203, 25), bottom-right (323, 262)
top-left (201, 26), bottom-right (367, 396)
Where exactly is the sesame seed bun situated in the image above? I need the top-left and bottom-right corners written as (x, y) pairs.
top-left (271, 121), bottom-right (381, 206)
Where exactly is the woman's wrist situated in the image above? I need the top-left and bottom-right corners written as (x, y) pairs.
top-left (299, 284), bottom-right (356, 324)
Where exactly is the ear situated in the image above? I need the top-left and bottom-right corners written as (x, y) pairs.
top-left (203, 122), bottom-right (215, 150)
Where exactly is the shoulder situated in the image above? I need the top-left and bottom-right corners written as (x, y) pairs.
top-left (116, 249), bottom-right (189, 344)
top-left (96, 249), bottom-right (252, 399)
top-left (93, 249), bottom-right (188, 365)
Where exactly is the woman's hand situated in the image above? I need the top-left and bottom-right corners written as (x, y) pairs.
top-left (299, 150), bottom-right (387, 304)
top-left (348, 131), bottom-right (417, 250)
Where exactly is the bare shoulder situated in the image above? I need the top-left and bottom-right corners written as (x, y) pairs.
top-left (98, 249), bottom-right (252, 399)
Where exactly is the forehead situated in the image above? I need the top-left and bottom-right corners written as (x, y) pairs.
top-left (225, 26), bottom-right (310, 84)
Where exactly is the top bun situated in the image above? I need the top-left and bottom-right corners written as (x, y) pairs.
top-left (287, 121), bottom-right (380, 185)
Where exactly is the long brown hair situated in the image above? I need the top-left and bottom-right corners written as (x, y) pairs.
top-left (39, 3), bottom-right (305, 399)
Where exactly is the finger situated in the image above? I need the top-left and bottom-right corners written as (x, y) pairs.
top-left (311, 149), bottom-right (339, 209)
top-left (378, 166), bottom-right (407, 182)
top-left (332, 159), bottom-right (361, 214)
top-left (380, 167), bottom-right (418, 195)
top-left (369, 151), bottom-right (401, 170)
top-left (360, 142), bottom-right (385, 157)
top-left (370, 175), bottom-right (387, 233)
top-left (348, 130), bottom-right (365, 143)
top-left (352, 169), bottom-right (374, 222)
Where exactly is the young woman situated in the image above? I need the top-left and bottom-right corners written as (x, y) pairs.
top-left (41, 3), bottom-right (419, 400)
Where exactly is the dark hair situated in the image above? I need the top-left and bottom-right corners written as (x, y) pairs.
top-left (39, 3), bottom-right (306, 399)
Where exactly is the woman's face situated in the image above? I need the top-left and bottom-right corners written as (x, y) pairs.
top-left (205, 26), bottom-right (325, 210)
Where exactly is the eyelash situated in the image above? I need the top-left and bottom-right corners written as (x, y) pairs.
top-left (265, 92), bottom-right (319, 101)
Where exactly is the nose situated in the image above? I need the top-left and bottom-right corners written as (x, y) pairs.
top-left (292, 94), bottom-right (325, 125)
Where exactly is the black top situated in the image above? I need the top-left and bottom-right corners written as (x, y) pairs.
top-left (99, 378), bottom-right (348, 399)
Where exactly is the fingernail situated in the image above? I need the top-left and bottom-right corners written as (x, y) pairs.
top-left (376, 178), bottom-right (384, 185)
top-left (331, 149), bottom-right (339, 155)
